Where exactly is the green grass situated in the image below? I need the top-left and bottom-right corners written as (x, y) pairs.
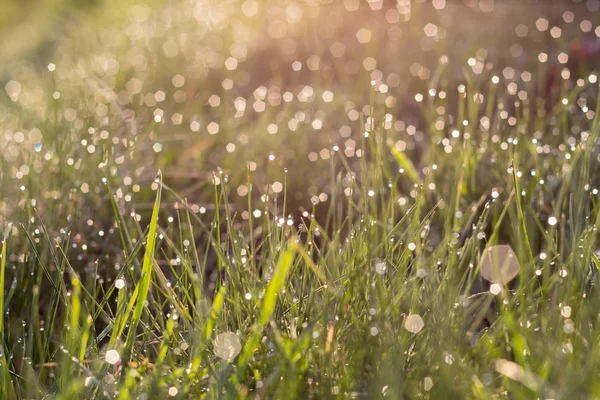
top-left (2, 1), bottom-right (600, 398)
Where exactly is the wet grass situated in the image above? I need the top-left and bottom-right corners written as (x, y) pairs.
top-left (2, 1), bottom-right (600, 398)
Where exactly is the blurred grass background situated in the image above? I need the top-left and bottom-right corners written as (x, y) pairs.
top-left (1, 0), bottom-right (114, 69)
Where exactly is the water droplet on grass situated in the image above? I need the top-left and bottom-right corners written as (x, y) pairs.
top-left (404, 314), bottom-right (424, 334)
top-left (480, 245), bottom-right (520, 285)
top-left (423, 377), bottom-right (433, 391)
top-left (105, 349), bottom-right (120, 365)
top-left (374, 259), bottom-right (387, 274)
top-left (214, 332), bottom-right (241, 361)
top-left (490, 283), bottom-right (502, 295)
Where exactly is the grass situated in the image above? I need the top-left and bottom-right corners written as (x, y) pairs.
top-left (2, 0), bottom-right (600, 398)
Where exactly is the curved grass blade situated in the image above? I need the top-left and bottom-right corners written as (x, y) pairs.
top-left (121, 171), bottom-right (162, 368)
top-left (390, 145), bottom-right (422, 185)
top-left (232, 242), bottom-right (296, 391)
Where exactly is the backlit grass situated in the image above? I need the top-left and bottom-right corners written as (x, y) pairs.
top-left (2, 1), bottom-right (600, 399)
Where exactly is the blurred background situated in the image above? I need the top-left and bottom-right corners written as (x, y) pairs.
top-left (1, 0), bottom-right (599, 242)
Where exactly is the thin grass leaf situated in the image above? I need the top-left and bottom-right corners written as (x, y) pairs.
top-left (389, 145), bottom-right (422, 185)
top-left (122, 171), bottom-right (162, 366)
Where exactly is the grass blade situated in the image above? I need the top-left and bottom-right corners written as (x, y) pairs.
top-left (121, 172), bottom-right (162, 368)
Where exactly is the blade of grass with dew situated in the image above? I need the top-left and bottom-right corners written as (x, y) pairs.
top-left (95, 228), bottom-right (146, 322)
top-left (187, 284), bottom-right (226, 376)
top-left (62, 277), bottom-right (82, 391)
top-left (1, 236), bottom-right (16, 399)
top-left (511, 159), bottom-right (534, 262)
top-left (121, 171), bottom-right (162, 371)
top-left (107, 182), bottom-right (134, 259)
top-left (389, 144), bottom-right (422, 186)
top-left (232, 242), bottom-right (296, 394)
